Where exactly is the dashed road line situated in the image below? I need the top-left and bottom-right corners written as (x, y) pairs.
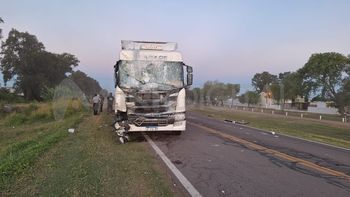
top-left (143, 133), bottom-right (202, 197)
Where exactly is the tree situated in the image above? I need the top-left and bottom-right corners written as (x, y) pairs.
top-left (299, 52), bottom-right (350, 114)
top-left (70, 70), bottom-right (102, 98)
top-left (201, 80), bottom-right (240, 105)
top-left (239, 91), bottom-right (260, 107)
top-left (270, 83), bottom-right (282, 104)
top-left (270, 72), bottom-right (304, 105)
top-left (252, 71), bottom-right (278, 93)
top-left (0, 29), bottom-right (78, 100)
top-left (0, 17), bottom-right (4, 39)
top-left (281, 72), bottom-right (304, 100)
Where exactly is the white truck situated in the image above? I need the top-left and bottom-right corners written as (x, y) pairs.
top-left (113, 40), bottom-right (193, 143)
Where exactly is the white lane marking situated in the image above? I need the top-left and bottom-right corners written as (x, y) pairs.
top-left (143, 133), bottom-right (202, 197)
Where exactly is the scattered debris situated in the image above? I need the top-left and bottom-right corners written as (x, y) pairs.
top-left (172, 160), bottom-right (182, 165)
top-left (224, 119), bottom-right (248, 125)
top-left (2, 105), bottom-right (13, 113)
top-left (68, 128), bottom-right (75, 133)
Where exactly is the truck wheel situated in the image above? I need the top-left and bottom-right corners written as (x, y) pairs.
top-left (173, 131), bottom-right (182, 135)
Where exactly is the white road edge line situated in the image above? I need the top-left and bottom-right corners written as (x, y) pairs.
top-left (143, 133), bottom-right (202, 197)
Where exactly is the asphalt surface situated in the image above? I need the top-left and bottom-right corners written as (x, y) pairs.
top-left (148, 111), bottom-right (350, 197)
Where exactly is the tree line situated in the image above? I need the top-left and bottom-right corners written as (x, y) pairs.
top-left (249, 53), bottom-right (350, 114)
top-left (188, 52), bottom-right (350, 114)
top-left (0, 17), bottom-right (104, 101)
top-left (187, 81), bottom-right (240, 105)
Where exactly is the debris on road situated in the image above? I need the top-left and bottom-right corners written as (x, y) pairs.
top-left (224, 119), bottom-right (249, 125)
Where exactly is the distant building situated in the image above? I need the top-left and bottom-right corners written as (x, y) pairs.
top-left (308, 101), bottom-right (338, 115)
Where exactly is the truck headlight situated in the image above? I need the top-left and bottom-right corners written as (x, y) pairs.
top-left (174, 113), bottom-right (185, 121)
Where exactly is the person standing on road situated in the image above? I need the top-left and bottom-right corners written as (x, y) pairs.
top-left (107, 92), bottom-right (114, 114)
top-left (92, 94), bottom-right (101, 115)
top-left (100, 94), bottom-right (105, 113)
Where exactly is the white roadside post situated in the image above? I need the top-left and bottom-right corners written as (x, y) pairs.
top-left (272, 110), bottom-right (274, 115)
top-left (319, 115), bottom-right (322, 120)
top-left (285, 112), bottom-right (288, 117)
top-left (301, 113), bottom-right (303, 118)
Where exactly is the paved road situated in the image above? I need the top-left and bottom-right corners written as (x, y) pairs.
top-left (148, 111), bottom-right (350, 197)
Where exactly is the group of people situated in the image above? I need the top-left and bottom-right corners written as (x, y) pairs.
top-left (92, 93), bottom-right (115, 115)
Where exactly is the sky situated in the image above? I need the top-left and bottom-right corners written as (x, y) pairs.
top-left (1, 0), bottom-right (350, 92)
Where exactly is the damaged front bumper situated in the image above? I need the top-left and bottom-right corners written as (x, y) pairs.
top-left (114, 112), bottom-right (186, 133)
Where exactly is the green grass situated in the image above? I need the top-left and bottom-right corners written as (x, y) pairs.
top-left (232, 106), bottom-right (347, 122)
top-left (0, 103), bottom-right (174, 196)
top-left (0, 100), bottom-right (86, 192)
top-left (191, 106), bottom-right (350, 149)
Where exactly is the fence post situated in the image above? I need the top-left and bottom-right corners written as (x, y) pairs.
top-left (301, 113), bottom-right (303, 118)
top-left (342, 118), bottom-right (345, 123)
top-left (319, 115), bottom-right (322, 120)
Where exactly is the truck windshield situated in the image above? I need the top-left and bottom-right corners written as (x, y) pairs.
top-left (118, 60), bottom-right (184, 90)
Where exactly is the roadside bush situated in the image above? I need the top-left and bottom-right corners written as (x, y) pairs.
top-left (0, 88), bottom-right (26, 103)
top-left (4, 100), bottom-right (87, 126)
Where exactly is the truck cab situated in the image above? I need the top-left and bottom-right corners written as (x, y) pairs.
top-left (114, 40), bottom-right (193, 143)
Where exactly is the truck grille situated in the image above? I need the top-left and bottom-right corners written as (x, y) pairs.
top-left (134, 92), bottom-right (169, 113)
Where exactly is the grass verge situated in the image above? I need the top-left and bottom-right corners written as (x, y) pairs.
top-left (190, 106), bottom-right (350, 149)
top-left (1, 113), bottom-right (175, 196)
top-left (0, 100), bottom-right (86, 192)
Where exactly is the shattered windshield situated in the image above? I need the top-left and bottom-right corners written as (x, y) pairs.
top-left (118, 60), bottom-right (184, 90)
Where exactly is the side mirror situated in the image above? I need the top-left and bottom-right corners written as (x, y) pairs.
top-left (114, 61), bottom-right (121, 87)
top-left (187, 66), bottom-right (193, 73)
top-left (114, 61), bottom-right (120, 73)
top-left (187, 73), bottom-right (193, 86)
top-left (184, 65), bottom-right (193, 86)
